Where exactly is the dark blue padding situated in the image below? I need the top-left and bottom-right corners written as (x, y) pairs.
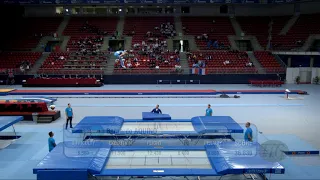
top-left (37, 170), bottom-right (88, 180)
top-left (33, 142), bottom-right (111, 175)
top-left (72, 116), bottom-right (124, 133)
top-left (98, 168), bottom-right (218, 176)
top-left (205, 142), bottom-right (285, 175)
top-left (0, 116), bottom-right (23, 132)
top-left (142, 112), bottom-right (171, 120)
top-left (191, 116), bottom-right (243, 134)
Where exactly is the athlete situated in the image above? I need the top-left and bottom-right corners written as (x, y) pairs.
top-left (114, 50), bottom-right (127, 68)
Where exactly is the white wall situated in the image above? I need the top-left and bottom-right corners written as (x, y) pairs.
top-left (311, 68), bottom-right (320, 84)
top-left (286, 68), bottom-right (299, 84)
top-left (286, 67), bottom-right (315, 84)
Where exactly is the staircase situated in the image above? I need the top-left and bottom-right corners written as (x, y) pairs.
top-left (300, 34), bottom-right (320, 51)
top-left (184, 35), bottom-right (198, 51)
top-left (105, 55), bottom-right (116, 75)
top-left (246, 51), bottom-right (266, 74)
top-left (273, 53), bottom-right (288, 68)
top-left (28, 52), bottom-right (50, 75)
top-left (174, 16), bottom-right (183, 37)
top-left (116, 16), bottom-right (125, 36)
top-left (36, 116), bottom-right (55, 123)
top-left (124, 36), bottom-right (133, 50)
top-left (59, 36), bottom-right (71, 51)
top-left (57, 17), bottom-right (70, 37)
top-left (230, 16), bottom-right (243, 36)
top-left (179, 52), bottom-right (189, 74)
top-left (279, 15), bottom-right (299, 35)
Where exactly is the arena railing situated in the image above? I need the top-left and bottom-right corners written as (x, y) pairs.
top-left (36, 67), bottom-right (286, 75)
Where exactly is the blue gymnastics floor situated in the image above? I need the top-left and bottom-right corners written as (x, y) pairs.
top-left (0, 84), bottom-right (319, 180)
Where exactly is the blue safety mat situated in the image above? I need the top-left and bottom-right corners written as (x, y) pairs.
top-left (142, 112), bottom-right (171, 120)
top-left (259, 134), bottom-right (320, 155)
top-left (72, 116), bottom-right (124, 133)
top-left (206, 142), bottom-right (285, 174)
top-left (192, 116), bottom-right (243, 134)
top-left (0, 116), bottom-right (23, 132)
top-left (33, 142), bottom-right (111, 175)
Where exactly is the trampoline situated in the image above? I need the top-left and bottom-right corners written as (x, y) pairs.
top-left (0, 116), bottom-right (23, 138)
top-left (33, 141), bottom-right (285, 180)
top-left (71, 116), bottom-right (244, 144)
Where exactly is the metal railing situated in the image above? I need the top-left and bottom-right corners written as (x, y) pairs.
top-left (34, 67), bottom-right (286, 76)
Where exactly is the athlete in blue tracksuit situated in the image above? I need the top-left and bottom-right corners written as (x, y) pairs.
top-left (114, 50), bottom-right (127, 68)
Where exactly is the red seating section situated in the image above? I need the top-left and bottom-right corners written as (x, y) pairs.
top-left (188, 51), bottom-right (257, 74)
top-left (63, 17), bottom-right (118, 36)
top-left (181, 17), bottom-right (234, 49)
top-left (39, 52), bottom-right (69, 70)
top-left (123, 17), bottom-right (174, 45)
top-left (0, 102), bottom-right (48, 113)
top-left (249, 80), bottom-right (284, 87)
top-left (272, 14), bottom-right (320, 50)
top-left (26, 78), bottom-right (98, 85)
top-left (237, 16), bottom-right (290, 49)
top-left (38, 52), bottom-right (106, 75)
top-left (0, 52), bottom-right (42, 69)
top-left (6, 17), bottom-right (62, 50)
top-left (63, 17), bottom-right (118, 51)
top-left (254, 51), bottom-right (285, 73)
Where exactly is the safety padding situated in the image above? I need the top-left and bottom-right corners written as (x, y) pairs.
top-left (205, 142), bottom-right (285, 175)
top-left (72, 116), bottom-right (124, 133)
top-left (191, 116), bottom-right (243, 134)
top-left (142, 112), bottom-right (171, 120)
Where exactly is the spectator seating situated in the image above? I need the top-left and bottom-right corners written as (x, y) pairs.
top-left (272, 14), bottom-right (320, 50)
top-left (0, 52), bottom-right (42, 69)
top-left (63, 17), bottom-right (118, 36)
top-left (24, 78), bottom-right (103, 87)
top-left (188, 51), bottom-right (257, 74)
top-left (39, 52), bottom-right (69, 71)
top-left (6, 17), bottom-right (63, 50)
top-left (123, 17), bottom-right (174, 46)
top-left (237, 16), bottom-right (290, 49)
top-left (63, 17), bottom-right (118, 51)
top-left (254, 51), bottom-right (285, 73)
top-left (249, 80), bottom-right (284, 87)
top-left (113, 51), bottom-right (181, 74)
top-left (181, 17), bottom-right (234, 49)
top-left (38, 52), bottom-right (106, 75)
top-left (0, 102), bottom-right (60, 122)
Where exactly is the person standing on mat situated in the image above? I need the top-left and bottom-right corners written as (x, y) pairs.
top-left (244, 122), bottom-right (253, 142)
top-left (48, 131), bottom-right (56, 152)
top-left (65, 103), bottom-right (73, 129)
top-left (151, 104), bottom-right (162, 114)
top-left (205, 104), bottom-right (213, 116)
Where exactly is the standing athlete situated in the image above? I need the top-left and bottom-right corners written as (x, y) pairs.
top-left (205, 104), bottom-right (213, 116)
top-left (65, 103), bottom-right (73, 129)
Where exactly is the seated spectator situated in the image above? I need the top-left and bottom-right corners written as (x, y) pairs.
top-left (246, 62), bottom-right (253, 67)
top-left (176, 57), bottom-right (180, 63)
top-left (223, 60), bottom-right (230, 65)
top-left (175, 64), bottom-right (182, 72)
top-left (127, 60), bottom-right (132, 68)
top-left (59, 56), bottom-right (65, 60)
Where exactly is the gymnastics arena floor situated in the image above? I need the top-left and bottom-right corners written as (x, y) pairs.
top-left (0, 84), bottom-right (320, 180)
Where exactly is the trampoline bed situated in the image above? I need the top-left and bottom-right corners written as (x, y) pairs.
top-left (33, 141), bottom-right (285, 180)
